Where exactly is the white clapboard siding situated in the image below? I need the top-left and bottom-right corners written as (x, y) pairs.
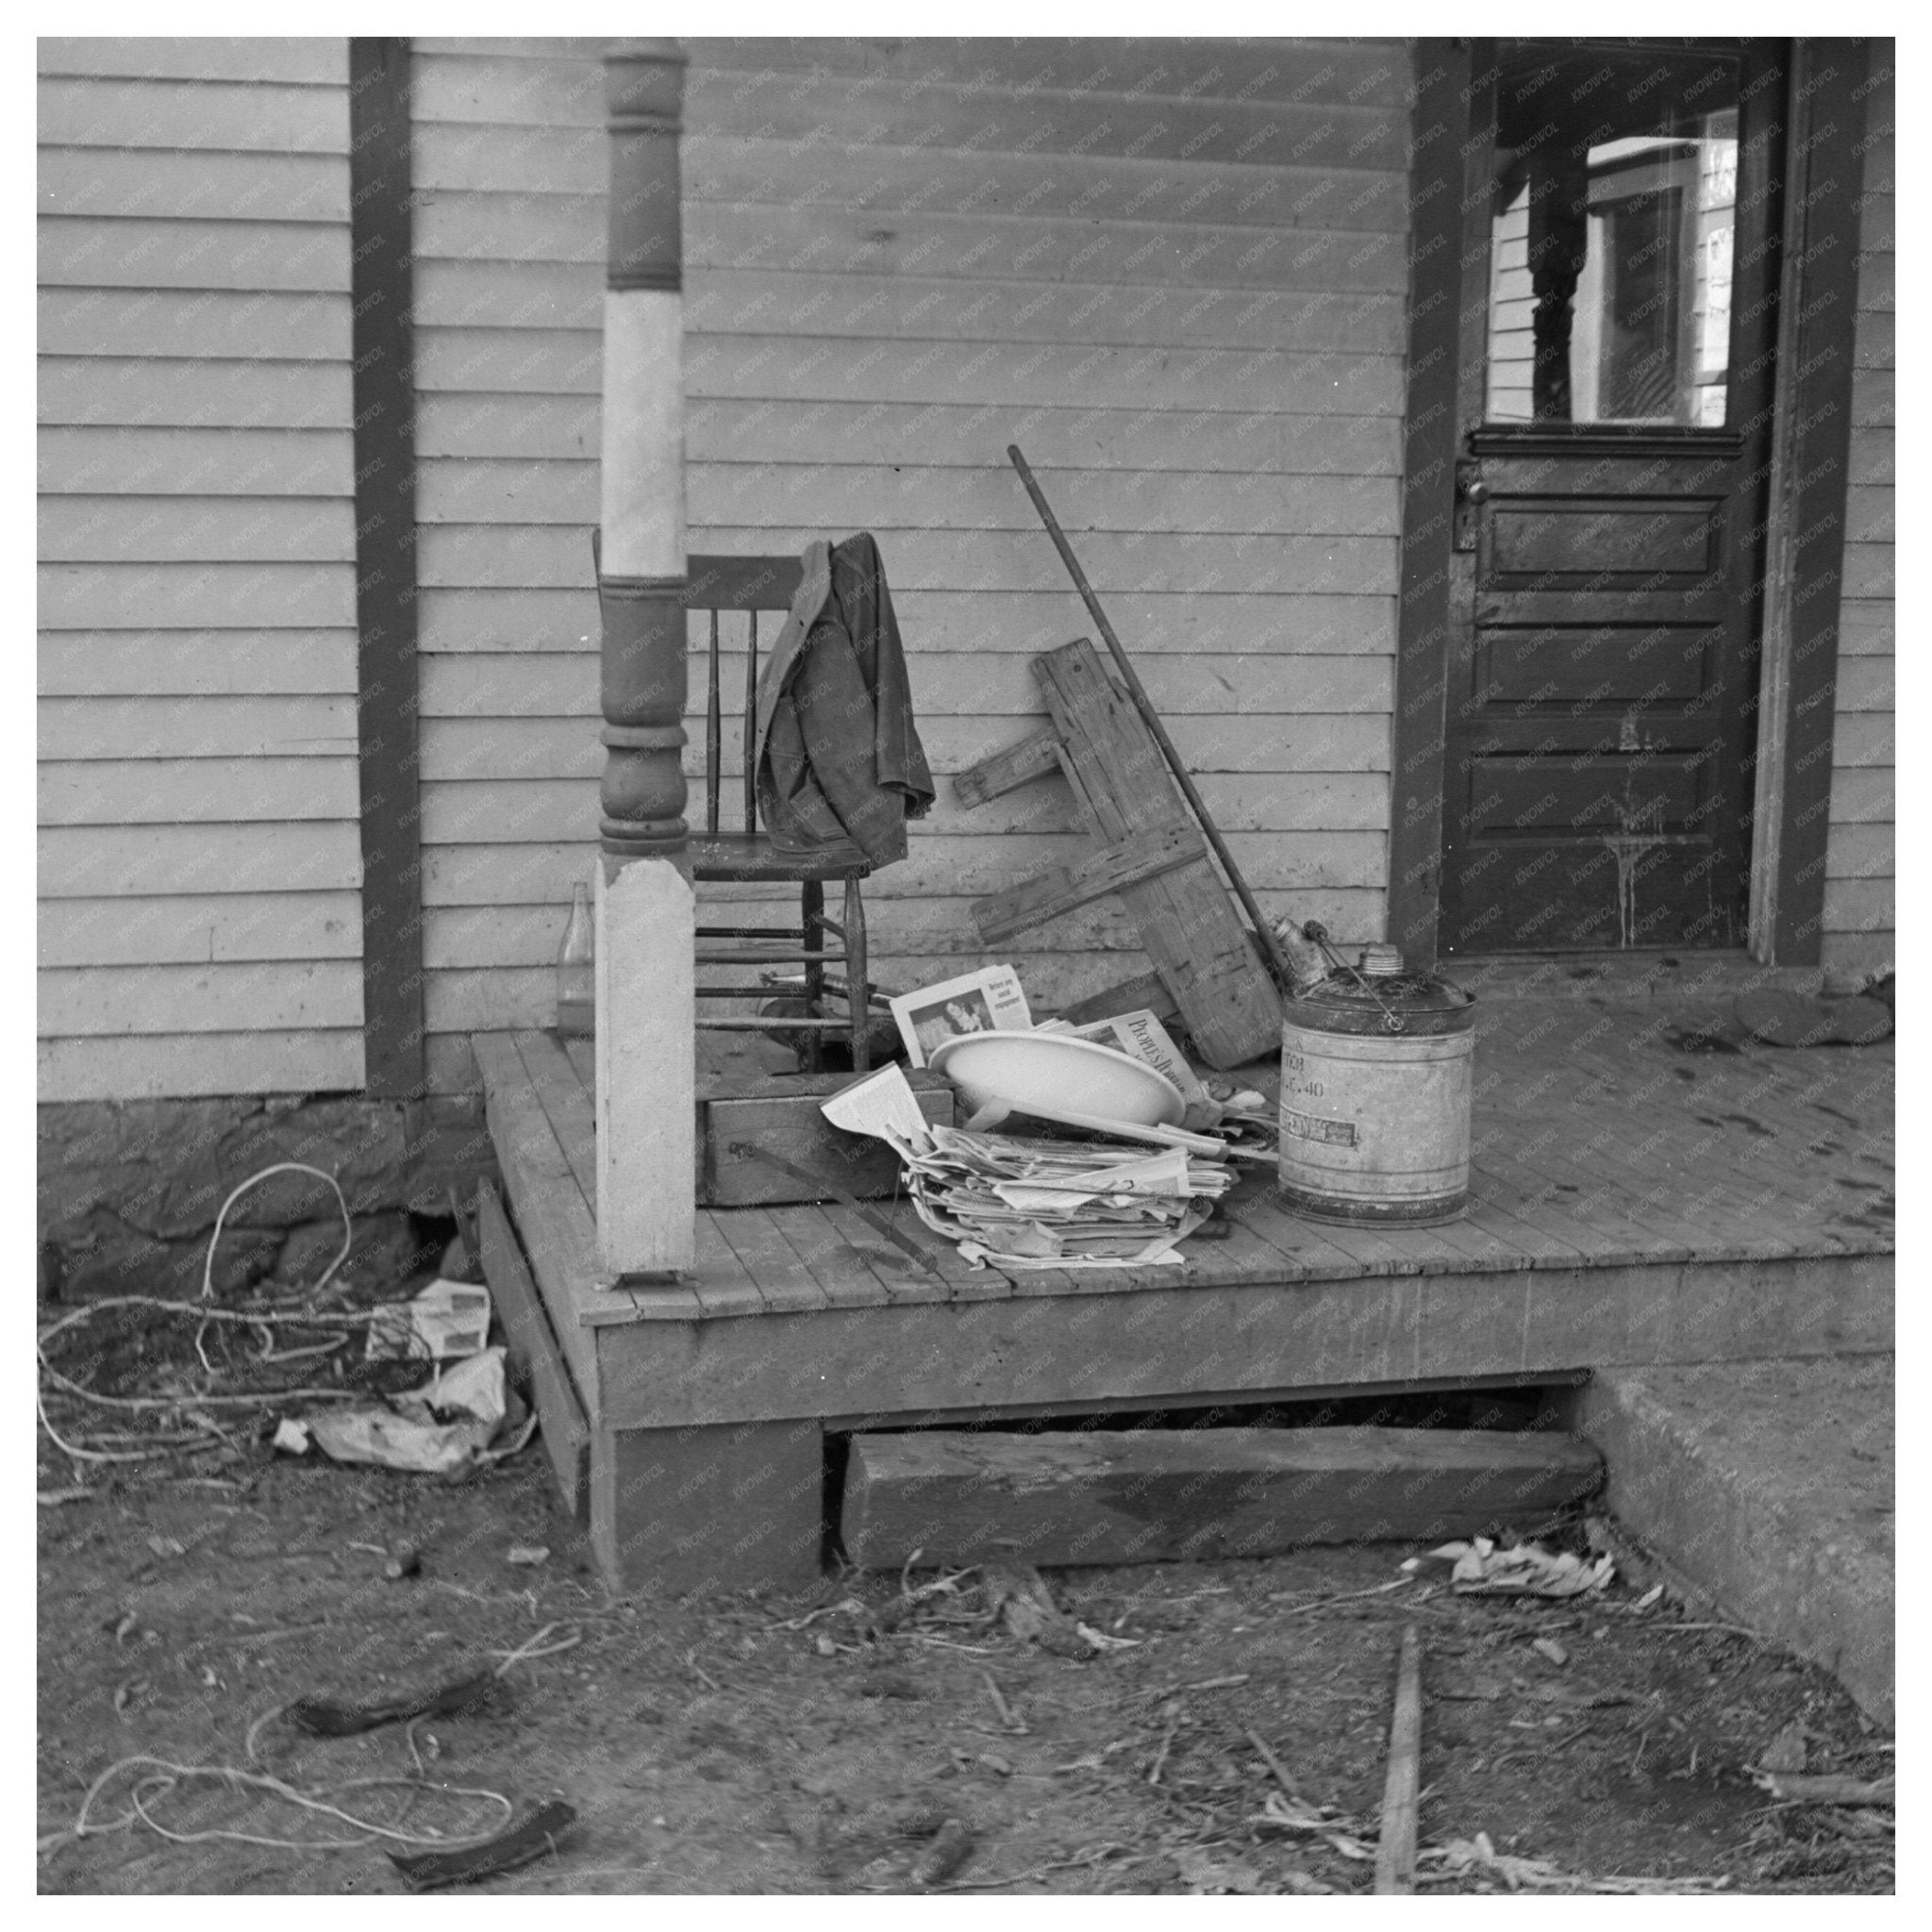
top-left (1823, 60), bottom-right (1893, 975)
top-left (420, 525), bottom-right (1399, 596)
top-left (38, 630), bottom-right (358, 696)
top-left (39, 427), bottom-right (354, 498)
top-left (38, 42), bottom-right (361, 1101)
top-left (38, 39), bottom-right (347, 84)
top-left (1486, 187), bottom-right (1534, 420)
top-left (40, 1032), bottom-right (365, 1102)
top-left (410, 39), bottom-right (1414, 1090)
top-left (37, 289), bottom-right (351, 363)
top-left (416, 587), bottom-right (1391, 657)
top-left (39, 960), bottom-right (362, 1037)
top-left (40, 891), bottom-right (363, 967)
top-left (39, 757), bottom-right (357, 825)
top-left (39, 823), bottom-right (362, 899)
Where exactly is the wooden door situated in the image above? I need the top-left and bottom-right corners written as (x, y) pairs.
top-left (1438, 42), bottom-right (1787, 955)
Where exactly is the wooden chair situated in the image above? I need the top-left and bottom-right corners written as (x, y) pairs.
top-left (681, 554), bottom-right (874, 1074)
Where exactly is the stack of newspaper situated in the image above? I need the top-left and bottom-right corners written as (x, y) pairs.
top-left (824, 1065), bottom-right (1232, 1271)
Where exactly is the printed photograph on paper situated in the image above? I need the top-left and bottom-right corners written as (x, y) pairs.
top-left (888, 965), bottom-right (1033, 1067)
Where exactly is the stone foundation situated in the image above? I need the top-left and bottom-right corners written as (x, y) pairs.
top-left (37, 1094), bottom-right (499, 1303)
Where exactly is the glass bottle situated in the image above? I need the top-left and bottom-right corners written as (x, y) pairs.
top-left (556, 880), bottom-right (594, 1036)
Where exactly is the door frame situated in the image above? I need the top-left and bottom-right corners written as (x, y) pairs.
top-left (1390, 37), bottom-right (1873, 970)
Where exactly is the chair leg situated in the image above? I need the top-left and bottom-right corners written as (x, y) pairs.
top-left (801, 879), bottom-right (824, 1074)
top-left (845, 874), bottom-right (870, 1074)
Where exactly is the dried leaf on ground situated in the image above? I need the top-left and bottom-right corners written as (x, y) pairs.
top-left (910, 1818), bottom-right (974, 1888)
top-left (1249, 1789), bottom-right (1375, 1860)
top-left (1174, 1846), bottom-right (1271, 1894)
top-left (1423, 1832), bottom-right (1732, 1894)
top-left (1404, 1538), bottom-right (1614, 1600)
top-left (1750, 1770), bottom-right (1894, 1807)
top-left (980, 1561), bottom-right (1092, 1657)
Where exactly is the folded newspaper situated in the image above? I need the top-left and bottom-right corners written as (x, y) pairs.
top-left (823, 1063), bottom-right (1232, 1271)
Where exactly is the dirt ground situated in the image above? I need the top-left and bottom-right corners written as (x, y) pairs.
top-left (38, 1446), bottom-right (1893, 1896)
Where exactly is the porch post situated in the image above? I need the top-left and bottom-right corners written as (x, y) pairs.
top-left (594, 39), bottom-right (694, 1277)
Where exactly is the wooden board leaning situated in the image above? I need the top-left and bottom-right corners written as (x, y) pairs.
top-left (956, 637), bottom-right (1282, 1068)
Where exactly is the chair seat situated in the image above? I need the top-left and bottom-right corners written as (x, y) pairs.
top-left (688, 830), bottom-right (872, 883)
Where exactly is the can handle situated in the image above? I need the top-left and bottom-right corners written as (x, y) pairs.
top-left (1303, 921), bottom-right (1407, 1035)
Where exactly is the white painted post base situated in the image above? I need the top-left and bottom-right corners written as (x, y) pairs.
top-left (595, 856), bottom-right (696, 1277)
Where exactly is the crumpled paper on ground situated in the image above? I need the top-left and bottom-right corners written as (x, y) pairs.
top-left (1402, 1535), bottom-right (1614, 1599)
top-left (276, 1346), bottom-right (510, 1474)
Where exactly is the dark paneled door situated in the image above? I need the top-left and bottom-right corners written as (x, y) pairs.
top-left (1439, 43), bottom-right (1787, 954)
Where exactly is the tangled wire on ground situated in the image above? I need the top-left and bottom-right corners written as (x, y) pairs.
top-left (38, 1162), bottom-right (434, 1472)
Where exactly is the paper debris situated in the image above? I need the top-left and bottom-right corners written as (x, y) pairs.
top-left (298, 1345), bottom-right (509, 1475)
top-left (273, 1418), bottom-right (311, 1455)
top-left (822, 1064), bottom-right (937, 1149)
top-left (506, 1544), bottom-right (550, 1568)
top-left (1403, 1537), bottom-right (1614, 1599)
top-left (364, 1278), bottom-right (494, 1362)
top-left (823, 1063), bottom-right (1231, 1270)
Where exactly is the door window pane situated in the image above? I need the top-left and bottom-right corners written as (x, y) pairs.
top-left (1485, 50), bottom-right (1740, 426)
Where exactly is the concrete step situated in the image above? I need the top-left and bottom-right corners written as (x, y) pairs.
top-left (1576, 1355), bottom-right (1893, 1726)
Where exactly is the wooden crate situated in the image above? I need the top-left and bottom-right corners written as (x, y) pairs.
top-left (697, 1069), bottom-right (954, 1207)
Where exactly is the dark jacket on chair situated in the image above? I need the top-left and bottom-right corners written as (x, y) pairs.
top-left (752, 532), bottom-right (936, 867)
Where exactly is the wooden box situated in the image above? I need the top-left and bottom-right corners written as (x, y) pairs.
top-left (695, 1069), bottom-right (954, 1207)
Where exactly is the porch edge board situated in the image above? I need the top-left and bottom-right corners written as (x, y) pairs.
top-left (473, 1030), bottom-right (606, 1417)
top-left (477, 1175), bottom-right (591, 1516)
top-left (590, 1247), bottom-right (1893, 1434)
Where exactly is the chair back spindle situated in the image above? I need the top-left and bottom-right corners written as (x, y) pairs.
top-left (743, 611), bottom-right (759, 833)
top-left (705, 608), bottom-right (722, 836)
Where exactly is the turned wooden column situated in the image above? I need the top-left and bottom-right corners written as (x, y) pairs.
top-left (594, 39), bottom-right (695, 1279)
top-left (1526, 146), bottom-right (1590, 424)
top-left (598, 39), bottom-right (690, 855)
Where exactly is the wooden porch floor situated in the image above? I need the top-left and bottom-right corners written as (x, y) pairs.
top-left (475, 995), bottom-right (1892, 1591)
top-left (481, 997), bottom-right (1892, 1318)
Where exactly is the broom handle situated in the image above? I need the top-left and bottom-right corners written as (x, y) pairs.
top-left (1007, 443), bottom-right (1288, 986)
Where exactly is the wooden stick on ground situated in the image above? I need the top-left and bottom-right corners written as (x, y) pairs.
top-left (1244, 1725), bottom-right (1306, 1803)
top-left (1374, 1624), bottom-right (1424, 1896)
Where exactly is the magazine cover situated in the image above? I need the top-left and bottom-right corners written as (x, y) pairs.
top-left (889, 964), bottom-right (1033, 1068)
top-left (1070, 1008), bottom-right (1209, 1108)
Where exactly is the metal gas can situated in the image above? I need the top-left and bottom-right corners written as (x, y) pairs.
top-left (1277, 973), bottom-right (1476, 1225)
